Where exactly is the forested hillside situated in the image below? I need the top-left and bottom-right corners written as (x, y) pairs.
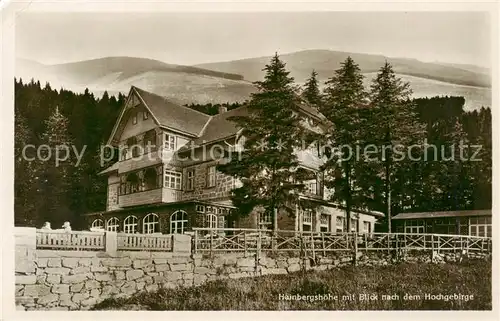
top-left (14, 78), bottom-right (491, 228)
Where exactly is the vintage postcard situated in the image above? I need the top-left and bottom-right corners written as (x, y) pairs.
top-left (1, 0), bottom-right (498, 320)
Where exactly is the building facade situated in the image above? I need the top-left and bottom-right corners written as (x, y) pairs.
top-left (392, 209), bottom-right (492, 237)
top-left (84, 86), bottom-right (384, 234)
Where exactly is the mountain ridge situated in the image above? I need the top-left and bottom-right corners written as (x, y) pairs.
top-left (15, 52), bottom-right (491, 110)
top-left (194, 49), bottom-right (491, 88)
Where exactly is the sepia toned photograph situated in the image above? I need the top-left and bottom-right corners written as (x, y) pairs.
top-left (5, 2), bottom-right (496, 315)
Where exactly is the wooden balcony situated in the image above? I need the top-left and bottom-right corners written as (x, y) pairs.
top-left (162, 188), bottom-right (183, 203)
top-left (118, 149), bottom-right (162, 174)
top-left (119, 188), bottom-right (163, 207)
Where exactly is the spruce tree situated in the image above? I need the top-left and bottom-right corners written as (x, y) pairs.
top-left (364, 62), bottom-right (425, 232)
top-left (218, 53), bottom-right (307, 231)
top-left (320, 56), bottom-right (368, 232)
top-left (302, 70), bottom-right (322, 107)
top-left (38, 106), bottom-right (76, 227)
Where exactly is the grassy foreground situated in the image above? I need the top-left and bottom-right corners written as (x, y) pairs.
top-left (93, 260), bottom-right (491, 310)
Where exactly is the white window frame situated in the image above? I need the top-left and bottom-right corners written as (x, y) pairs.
top-left (363, 221), bottom-right (371, 234)
top-left (143, 213), bottom-right (159, 234)
top-left (132, 113), bottom-right (138, 125)
top-left (301, 209), bottom-right (313, 232)
top-left (186, 169), bottom-right (195, 191)
top-left (123, 215), bottom-right (138, 234)
top-left (218, 215), bottom-right (226, 230)
top-left (319, 214), bottom-right (330, 232)
top-left (404, 219), bottom-right (425, 234)
top-left (196, 205), bottom-right (205, 213)
top-left (259, 211), bottom-right (272, 227)
top-left (170, 210), bottom-right (188, 234)
top-left (91, 219), bottom-right (104, 230)
top-left (350, 218), bottom-right (358, 232)
top-left (205, 214), bottom-right (217, 229)
top-left (165, 170), bottom-right (182, 190)
top-left (106, 217), bottom-right (120, 232)
top-left (164, 134), bottom-right (176, 150)
top-left (469, 217), bottom-right (491, 237)
top-left (306, 180), bottom-right (317, 195)
top-left (336, 216), bottom-right (344, 233)
top-left (206, 165), bottom-right (216, 188)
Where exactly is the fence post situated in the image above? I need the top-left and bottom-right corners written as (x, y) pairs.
top-left (244, 231), bottom-right (248, 257)
top-left (353, 232), bottom-right (358, 266)
top-left (105, 231), bottom-right (117, 256)
top-left (193, 230), bottom-right (198, 255)
top-left (256, 230), bottom-right (261, 275)
top-left (321, 233), bottom-right (326, 257)
top-left (311, 233), bottom-right (316, 262)
top-left (431, 234), bottom-right (435, 263)
top-left (209, 230), bottom-right (213, 256)
top-left (395, 233), bottom-right (399, 260)
top-left (172, 234), bottom-right (192, 253)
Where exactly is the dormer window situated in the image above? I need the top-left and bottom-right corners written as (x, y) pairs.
top-left (143, 111), bottom-right (149, 120)
top-left (164, 134), bottom-right (176, 150)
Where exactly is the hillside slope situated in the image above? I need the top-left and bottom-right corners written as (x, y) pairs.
top-left (195, 50), bottom-right (491, 88)
top-left (15, 53), bottom-right (491, 109)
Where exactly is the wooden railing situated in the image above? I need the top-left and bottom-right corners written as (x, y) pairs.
top-left (36, 230), bottom-right (105, 251)
top-left (34, 228), bottom-right (492, 255)
top-left (192, 228), bottom-right (492, 255)
top-left (117, 233), bottom-right (173, 251)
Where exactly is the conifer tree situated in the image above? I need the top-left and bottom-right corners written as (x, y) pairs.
top-left (321, 57), bottom-right (368, 232)
top-left (218, 53), bottom-right (307, 230)
top-left (302, 70), bottom-right (322, 107)
top-left (37, 106), bottom-right (76, 227)
top-left (364, 62), bottom-right (426, 231)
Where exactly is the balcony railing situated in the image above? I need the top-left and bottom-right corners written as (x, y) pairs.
top-left (36, 230), bottom-right (105, 251)
top-left (117, 233), bottom-right (173, 251)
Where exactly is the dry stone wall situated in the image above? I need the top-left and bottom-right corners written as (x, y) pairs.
top-left (15, 228), bottom-right (491, 311)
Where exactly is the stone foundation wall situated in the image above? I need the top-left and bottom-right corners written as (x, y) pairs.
top-left (15, 228), bottom-right (491, 311)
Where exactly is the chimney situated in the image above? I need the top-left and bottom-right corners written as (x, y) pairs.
top-left (218, 106), bottom-right (227, 114)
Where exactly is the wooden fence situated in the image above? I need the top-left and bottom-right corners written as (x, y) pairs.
top-left (192, 228), bottom-right (492, 256)
top-left (117, 233), bottom-right (173, 251)
top-left (34, 228), bottom-right (492, 256)
top-left (36, 230), bottom-right (105, 251)
top-left (35, 230), bottom-right (174, 252)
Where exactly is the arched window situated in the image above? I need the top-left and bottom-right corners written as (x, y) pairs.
top-left (170, 210), bottom-right (187, 234)
top-left (123, 215), bottom-right (138, 234)
top-left (91, 219), bottom-right (104, 230)
top-left (143, 213), bottom-right (159, 234)
top-left (144, 168), bottom-right (158, 190)
top-left (205, 214), bottom-right (217, 229)
top-left (106, 217), bottom-right (120, 232)
top-left (126, 172), bottom-right (139, 194)
top-left (143, 129), bottom-right (157, 152)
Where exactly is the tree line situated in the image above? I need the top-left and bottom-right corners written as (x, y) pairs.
top-left (15, 79), bottom-right (125, 228)
top-left (218, 54), bottom-right (491, 232)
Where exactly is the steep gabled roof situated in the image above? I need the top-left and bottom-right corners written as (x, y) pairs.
top-left (108, 86), bottom-right (330, 148)
top-left (98, 162), bottom-right (119, 175)
top-left (193, 106), bottom-right (249, 145)
top-left (133, 87), bottom-right (210, 137)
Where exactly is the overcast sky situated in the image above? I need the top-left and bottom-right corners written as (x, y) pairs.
top-left (15, 12), bottom-right (491, 67)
